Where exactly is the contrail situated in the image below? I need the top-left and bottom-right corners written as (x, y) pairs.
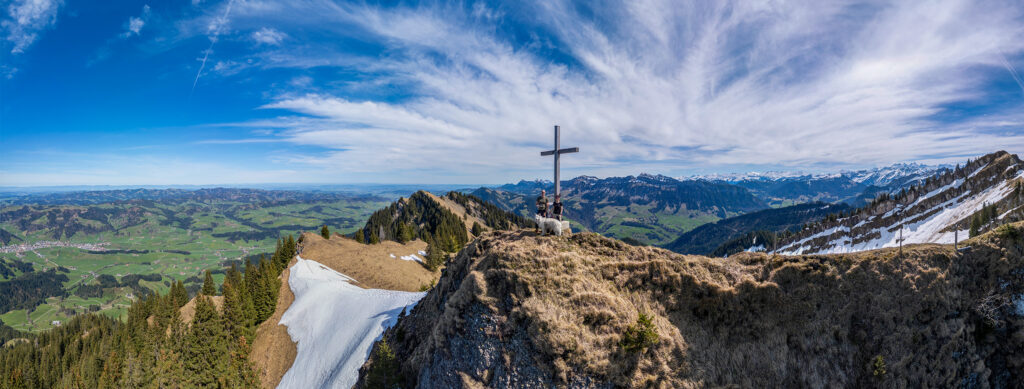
top-left (1001, 53), bottom-right (1024, 98)
top-left (191, 0), bottom-right (235, 94)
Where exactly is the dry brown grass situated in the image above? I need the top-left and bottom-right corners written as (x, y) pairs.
top-left (298, 232), bottom-right (438, 291)
top-left (250, 256), bottom-right (297, 389)
top-left (369, 230), bottom-right (1024, 388)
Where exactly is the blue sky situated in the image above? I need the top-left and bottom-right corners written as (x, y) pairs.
top-left (2, 0), bottom-right (1024, 186)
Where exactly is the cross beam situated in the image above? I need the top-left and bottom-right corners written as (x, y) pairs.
top-left (540, 125), bottom-right (579, 198)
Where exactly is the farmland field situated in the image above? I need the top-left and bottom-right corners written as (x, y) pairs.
top-left (0, 188), bottom-right (388, 332)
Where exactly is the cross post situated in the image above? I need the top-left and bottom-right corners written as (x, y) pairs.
top-left (540, 125), bottom-right (579, 198)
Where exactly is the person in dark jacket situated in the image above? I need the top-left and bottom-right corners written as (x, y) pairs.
top-left (552, 195), bottom-right (563, 221)
top-left (536, 190), bottom-right (548, 217)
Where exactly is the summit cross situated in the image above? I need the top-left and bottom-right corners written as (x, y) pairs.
top-left (540, 125), bottom-right (579, 198)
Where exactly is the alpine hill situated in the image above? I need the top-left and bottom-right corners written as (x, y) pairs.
top-left (358, 226), bottom-right (1024, 388)
top-left (776, 151), bottom-right (1024, 255)
top-left (354, 190), bottom-right (536, 253)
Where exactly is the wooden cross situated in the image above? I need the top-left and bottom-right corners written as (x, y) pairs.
top-left (540, 125), bottom-right (579, 198)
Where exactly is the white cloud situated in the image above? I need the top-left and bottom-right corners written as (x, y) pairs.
top-left (251, 27), bottom-right (285, 45)
top-left (203, 0), bottom-right (1024, 181)
top-left (121, 5), bottom-right (151, 38)
top-left (2, 0), bottom-right (62, 54)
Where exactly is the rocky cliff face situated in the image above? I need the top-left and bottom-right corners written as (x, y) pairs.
top-left (776, 151), bottom-right (1024, 254)
top-left (358, 228), bottom-right (1024, 388)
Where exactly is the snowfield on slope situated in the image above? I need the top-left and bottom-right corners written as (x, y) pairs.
top-left (278, 256), bottom-right (425, 389)
top-left (779, 170), bottom-right (1022, 255)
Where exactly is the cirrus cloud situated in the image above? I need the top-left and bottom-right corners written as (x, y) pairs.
top-left (186, 0), bottom-right (1024, 181)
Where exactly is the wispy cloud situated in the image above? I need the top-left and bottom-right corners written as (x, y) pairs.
top-left (191, 0), bottom-right (235, 94)
top-left (206, 0), bottom-right (1024, 180)
top-left (2, 0), bottom-right (62, 54)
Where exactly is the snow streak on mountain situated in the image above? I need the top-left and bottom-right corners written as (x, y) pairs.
top-left (776, 152), bottom-right (1024, 255)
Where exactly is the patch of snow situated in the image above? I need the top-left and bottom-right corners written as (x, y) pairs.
top-left (745, 244), bottom-right (766, 253)
top-left (417, 250), bottom-right (427, 256)
top-left (400, 254), bottom-right (424, 264)
top-left (278, 256), bottom-right (425, 389)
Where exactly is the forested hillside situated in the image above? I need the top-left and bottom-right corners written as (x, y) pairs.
top-left (664, 202), bottom-right (851, 256)
top-left (356, 191), bottom-right (534, 253)
top-left (0, 235), bottom-right (298, 388)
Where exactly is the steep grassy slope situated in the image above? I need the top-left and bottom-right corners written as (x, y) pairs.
top-left (359, 228), bottom-right (1024, 388)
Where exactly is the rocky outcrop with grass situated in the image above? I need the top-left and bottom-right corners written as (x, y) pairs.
top-left (358, 227), bottom-right (1024, 388)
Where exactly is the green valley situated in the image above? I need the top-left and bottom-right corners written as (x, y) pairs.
top-left (0, 188), bottom-right (388, 332)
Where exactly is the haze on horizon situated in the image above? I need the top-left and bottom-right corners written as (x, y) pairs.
top-left (2, 0), bottom-right (1024, 187)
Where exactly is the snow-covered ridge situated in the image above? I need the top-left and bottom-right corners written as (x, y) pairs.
top-left (776, 152), bottom-right (1022, 255)
top-left (278, 256), bottom-right (425, 389)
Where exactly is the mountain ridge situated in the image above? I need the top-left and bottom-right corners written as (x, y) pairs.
top-left (358, 227), bottom-right (1024, 387)
top-left (776, 151), bottom-right (1024, 254)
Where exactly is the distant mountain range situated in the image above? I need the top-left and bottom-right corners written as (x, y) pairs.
top-left (468, 174), bottom-right (767, 244)
top-left (464, 161), bottom-right (951, 246)
top-left (694, 163), bottom-right (946, 206)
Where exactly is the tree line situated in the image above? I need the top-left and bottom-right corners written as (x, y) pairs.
top-left (0, 235), bottom-right (299, 388)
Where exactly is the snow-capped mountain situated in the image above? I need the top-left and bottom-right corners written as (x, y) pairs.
top-left (775, 151), bottom-right (1024, 255)
top-left (689, 162), bottom-right (944, 185)
top-left (689, 161), bottom-right (948, 206)
top-left (846, 162), bottom-right (943, 187)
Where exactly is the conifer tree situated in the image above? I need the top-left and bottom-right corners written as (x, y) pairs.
top-left (355, 229), bottom-right (365, 243)
top-left (472, 221), bottom-right (484, 236)
top-left (202, 270), bottom-right (216, 296)
top-left (183, 295), bottom-right (229, 387)
top-left (171, 280), bottom-right (188, 308)
top-left (321, 225), bottom-right (331, 239)
top-left (425, 243), bottom-right (446, 272)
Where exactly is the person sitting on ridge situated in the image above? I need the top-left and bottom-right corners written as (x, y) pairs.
top-left (552, 195), bottom-right (564, 221)
top-left (535, 190), bottom-right (549, 233)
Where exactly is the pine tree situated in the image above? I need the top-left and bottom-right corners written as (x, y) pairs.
top-left (355, 229), bottom-right (365, 243)
top-left (183, 295), bottom-right (229, 387)
top-left (171, 280), bottom-right (188, 308)
top-left (202, 270), bottom-right (216, 296)
top-left (472, 221), bottom-right (484, 236)
top-left (321, 225), bottom-right (330, 239)
top-left (369, 230), bottom-right (380, 244)
top-left (970, 214), bottom-right (982, 237)
top-left (425, 243), bottom-right (446, 272)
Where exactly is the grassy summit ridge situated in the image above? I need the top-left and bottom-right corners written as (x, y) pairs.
top-left (360, 226), bottom-right (1024, 388)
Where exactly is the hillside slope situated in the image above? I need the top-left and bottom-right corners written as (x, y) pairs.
top-left (358, 229), bottom-right (1024, 388)
top-left (358, 191), bottom-right (534, 251)
top-left (664, 202), bottom-right (851, 255)
top-left (777, 151), bottom-right (1024, 254)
